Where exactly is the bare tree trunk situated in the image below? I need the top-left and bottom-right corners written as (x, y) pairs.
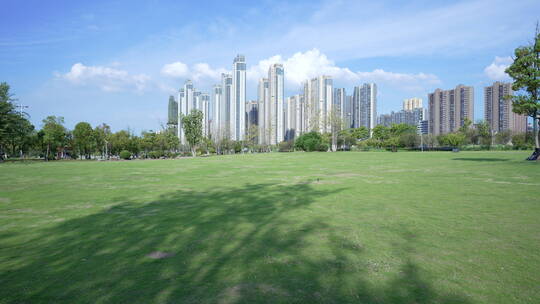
top-left (46, 144), bottom-right (49, 162)
top-left (191, 146), bottom-right (196, 157)
top-left (527, 115), bottom-right (540, 160)
top-left (535, 115), bottom-right (539, 149)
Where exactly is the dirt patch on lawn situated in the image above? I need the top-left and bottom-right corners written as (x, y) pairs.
top-left (218, 283), bottom-right (289, 304)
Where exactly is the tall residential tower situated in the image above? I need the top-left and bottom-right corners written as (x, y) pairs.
top-left (428, 85), bottom-right (474, 135)
top-left (268, 63), bottom-right (284, 144)
top-left (231, 55), bottom-right (246, 141)
top-left (484, 81), bottom-right (526, 134)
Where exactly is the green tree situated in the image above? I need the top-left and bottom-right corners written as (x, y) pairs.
top-left (372, 125), bottom-right (390, 141)
top-left (246, 124), bottom-right (259, 152)
top-left (512, 132), bottom-right (534, 150)
top-left (0, 82), bottom-right (17, 144)
top-left (476, 121), bottom-right (492, 148)
top-left (93, 123), bottom-right (111, 158)
top-left (73, 122), bottom-right (94, 159)
top-left (495, 130), bottom-right (512, 145)
top-left (182, 109), bottom-right (204, 157)
top-left (384, 136), bottom-right (400, 152)
top-left (458, 118), bottom-right (475, 144)
top-left (159, 128), bottom-right (179, 152)
top-left (5, 115), bottom-right (34, 158)
top-left (42, 116), bottom-right (67, 160)
top-left (294, 131), bottom-right (325, 152)
top-left (0, 82), bottom-right (35, 159)
top-left (351, 126), bottom-right (370, 141)
top-left (505, 26), bottom-right (540, 160)
top-left (141, 131), bottom-right (158, 157)
top-left (328, 110), bottom-right (342, 152)
top-left (438, 133), bottom-right (466, 148)
top-left (398, 132), bottom-right (418, 148)
top-left (389, 123), bottom-right (416, 136)
top-left (109, 130), bottom-right (131, 155)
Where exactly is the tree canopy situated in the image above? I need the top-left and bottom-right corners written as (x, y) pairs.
top-left (505, 25), bottom-right (540, 159)
top-left (182, 109), bottom-right (204, 157)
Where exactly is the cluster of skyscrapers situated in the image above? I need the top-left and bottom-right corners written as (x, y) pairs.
top-left (167, 55), bottom-right (378, 145)
top-left (167, 55), bottom-right (527, 145)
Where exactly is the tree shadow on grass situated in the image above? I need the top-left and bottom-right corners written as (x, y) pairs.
top-left (452, 157), bottom-right (509, 162)
top-left (0, 182), bottom-right (470, 304)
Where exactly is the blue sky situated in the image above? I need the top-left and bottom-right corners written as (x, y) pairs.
top-left (1, 0), bottom-right (539, 132)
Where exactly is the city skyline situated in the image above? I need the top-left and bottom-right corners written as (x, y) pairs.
top-left (167, 52), bottom-right (527, 143)
top-left (1, 0), bottom-right (539, 132)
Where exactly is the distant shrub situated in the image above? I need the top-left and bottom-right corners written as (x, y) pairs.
top-left (163, 151), bottom-right (180, 158)
top-left (147, 151), bottom-right (164, 159)
top-left (512, 133), bottom-right (534, 150)
top-left (491, 144), bottom-right (512, 151)
top-left (316, 142), bottom-right (328, 152)
top-left (295, 132), bottom-right (325, 152)
top-left (233, 141), bottom-right (242, 153)
top-left (363, 138), bottom-right (383, 149)
top-left (119, 150), bottom-right (131, 160)
top-left (461, 145), bottom-right (483, 151)
top-left (278, 141), bottom-right (294, 152)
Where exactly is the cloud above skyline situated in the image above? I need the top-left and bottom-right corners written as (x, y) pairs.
top-left (157, 49), bottom-right (440, 94)
top-left (484, 56), bottom-right (513, 81)
top-left (58, 63), bottom-right (150, 92)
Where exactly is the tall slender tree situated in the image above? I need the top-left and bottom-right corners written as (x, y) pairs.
top-left (42, 116), bottom-right (67, 161)
top-left (73, 122), bottom-right (94, 159)
top-left (182, 109), bottom-right (203, 157)
top-left (505, 24), bottom-right (540, 160)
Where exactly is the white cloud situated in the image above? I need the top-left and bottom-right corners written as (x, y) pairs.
top-left (161, 61), bottom-right (189, 78)
top-left (484, 56), bottom-right (513, 80)
top-left (161, 61), bottom-right (227, 83)
top-left (59, 63), bottom-right (150, 92)
top-left (191, 63), bottom-right (227, 81)
top-left (247, 49), bottom-right (440, 91)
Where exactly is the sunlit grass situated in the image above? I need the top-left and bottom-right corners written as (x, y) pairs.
top-left (0, 151), bottom-right (539, 303)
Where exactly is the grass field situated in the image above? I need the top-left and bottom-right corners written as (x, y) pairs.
top-left (0, 151), bottom-right (539, 304)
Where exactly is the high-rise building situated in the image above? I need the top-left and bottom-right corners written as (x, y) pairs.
top-left (344, 95), bottom-right (353, 129)
top-left (184, 80), bottom-right (195, 114)
top-left (352, 87), bottom-right (360, 128)
top-left (403, 97), bottom-right (423, 111)
top-left (285, 95), bottom-right (303, 141)
top-left (353, 83), bottom-right (377, 134)
top-left (418, 120), bottom-right (428, 135)
top-left (295, 94), bottom-right (306, 137)
top-left (231, 55), bottom-right (246, 141)
top-left (177, 87), bottom-right (186, 144)
top-left (334, 88), bottom-right (347, 127)
top-left (246, 100), bottom-right (258, 128)
top-left (198, 93), bottom-right (210, 137)
top-left (302, 81), bottom-right (311, 133)
top-left (305, 76), bottom-right (333, 133)
top-left (377, 107), bottom-right (426, 127)
top-left (268, 63), bottom-right (284, 144)
top-left (428, 85), bottom-right (474, 135)
top-left (167, 95), bottom-right (178, 128)
top-left (257, 78), bottom-right (269, 144)
top-left (212, 85), bottom-right (223, 139)
top-left (221, 73), bottom-right (233, 139)
top-left (484, 81), bottom-right (526, 134)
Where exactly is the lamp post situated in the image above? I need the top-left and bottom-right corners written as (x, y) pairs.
top-left (15, 103), bottom-right (29, 158)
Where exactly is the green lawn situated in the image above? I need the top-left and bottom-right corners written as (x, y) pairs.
top-left (0, 151), bottom-right (539, 304)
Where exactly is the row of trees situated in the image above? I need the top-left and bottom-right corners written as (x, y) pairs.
top-left (0, 82), bottom-right (182, 160)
